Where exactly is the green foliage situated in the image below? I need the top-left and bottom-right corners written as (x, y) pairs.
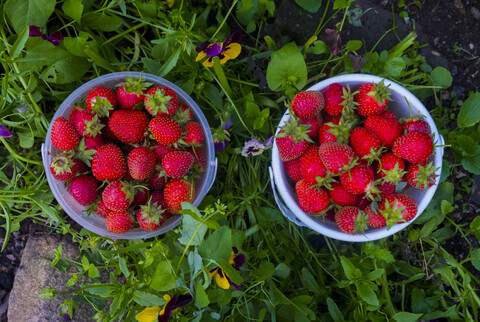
top-left (0, 0), bottom-right (479, 321)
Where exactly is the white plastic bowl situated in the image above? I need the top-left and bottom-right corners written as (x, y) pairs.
top-left (270, 74), bottom-right (444, 242)
top-left (42, 72), bottom-right (217, 239)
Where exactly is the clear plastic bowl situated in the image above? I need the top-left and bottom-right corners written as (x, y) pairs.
top-left (42, 72), bottom-right (217, 239)
top-left (270, 74), bottom-right (444, 242)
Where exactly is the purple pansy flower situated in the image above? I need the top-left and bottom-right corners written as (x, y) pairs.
top-left (195, 31), bottom-right (242, 67)
top-left (135, 294), bottom-right (193, 322)
top-left (322, 27), bottom-right (345, 56)
top-left (208, 247), bottom-right (245, 290)
top-left (0, 125), bottom-right (12, 138)
top-left (241, 136), bottom-right (273, 157)
top-left (29, 25), bottom-right (63, 46)
top-left (213, 120), bottom-right (233, 153)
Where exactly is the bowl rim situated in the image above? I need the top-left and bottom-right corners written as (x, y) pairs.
top-left (43, 71), bottom-right (217, 239)
top-left (271, 73), bottom-right (444, 242)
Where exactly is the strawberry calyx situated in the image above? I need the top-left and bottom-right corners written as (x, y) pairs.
top-left (361, 146), bottom-right (385, 165)
top-left (51, 151), bottom-right (75, 175)
top-left (171, 106), bottom-right (193, 125)
top-left (144, 88), bottom-right (174, 116)
top-left (352, 211), bottom-right (369, 234)
top-left (408, 161), bottom-right (439, 189)
top-left (378, 163), bottom-right (406, 184)
top-left (122, 75), bottom-right (152, 95)
top-left (339, 84), bottom-right (359, 117)
top-left (314, 172), bottom-right (337, 190)
top-left (89, 97), bottom-right (114, 118)
top-left (82, 114), bottom-right (105, 137)
top-left (380, 199), bottom-right (407, 230)
top-left (138, 202), bottom-right (167, 226)
top-left (276, 114), bottom-right (313, 143)
top-left (324, 120), bottom-right (353, 144)
top-left (367, 80), bottom-right (392, 105)
top-left (74, 138), bottom-right (97, 167)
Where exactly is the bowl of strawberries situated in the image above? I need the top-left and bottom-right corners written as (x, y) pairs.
top-left (42, 72), bottom-right (217, 239)
top-left (270, 74), bottom-right (444, 242)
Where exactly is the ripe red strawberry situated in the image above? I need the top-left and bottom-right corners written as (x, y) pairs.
top-left (183, 121), bottom-right (204, 146)
top-left (127, 147), bottom-right (156, 180)
top-left (329, 182), bottom-right (358, 206)
top-left (378, 193), bottom-right (418, 228)
top-left (100, 117), bottom-right (119, 142)
top-left (132, 187), bottom-right (150, 207)
top-left (339, 164), bottom-right (375, 195)
top-left (300, 117), bottom-right (321, 140)
top-left (84, 135), bottom-right (105, 151)
top-left (276, 115), bottom-right (312, 161)
top-left (164, 179), bottom-right (194, 214)
top-left (51, 117), bottom-right (80, 151)
top-left (116, 76), bottom-right (150, 109)
top-left (95, 200), bottom-right (111, 218)
top-left (108, 110), bottom-right (149, 144)
top-left (364, 114), bottom-right (403, 148)
top-left (102, 180), bottom-right (133, 211)
top-left (68, 105), bottom-right (83, 124)
top-left (299, 145), bottom-right (327, 185)
top-left (144, 86), bottom-right (179, 117)
top-left (162, 151), bottom-right (194, 179)
top-left (150, 190), bottom-right (167, 208)
top-left (354, 81), bottom-right (391, 116)
top-left (365, 204), bottom-right (386, 228)
top-left (149, 117), bottom-right (182, 146)
top-left (86, 86), bottom-right (117, 117)
top-left (377, 181), bottom-right (397, 197)
top-left (91, 144), bottom-right (127, 180)
top-left (375, 152), bottom-right (406, 184)
top-left (318, 119), bottom-right (339, 144)
top-left (295, 180), bottom-right (329, 214)
top-left (321, 83), bottom-right (346, 116)
top-left (392, 131), bottom-right (433, 163)
top-left (318, 142), bottom-right (356, 175)
top-left (381, 110), bottom-right (397, 120)
top-left (137, 203), bottom-right (168, 231)
top-left (290, 91), bottom-right (325, 119)
top-left (335, 206), bottom-right (368, 234)
top-left (151, 141), bottom-right (174, 163)
top-left (106, 211), bottom-right (134, 233)
top-left (148, 169), bottom-right (167, 190)
top-left (406, 161), bottom-right (438, 189)
top-left (188, 147), bottom-right (206, 170)
top-left (349, 127), bottom-right (382, 161)
top-left (283, 157), bottom-right (302, 182)
top-left (403, 118), bottom-right (431, 134)
top-left (50, 153), bottom-right (85, 182)
top-left (72, 110), bottom-right (104, 138)
top-left (69, 175), bottom-right (99, 206)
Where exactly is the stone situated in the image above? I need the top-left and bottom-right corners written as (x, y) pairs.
top-left (8, 234), bottom-right (93, 322)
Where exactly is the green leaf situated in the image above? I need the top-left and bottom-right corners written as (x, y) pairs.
top-left (198, 226), bottom-right (232, 263)
top-left (393, 312), bottom-right (423, 322)
top-left (19, 38), bottom-right (69, 73)
top-left (253, 262), bottom-right (275, 282)
top-left (431, 66), bottom-right (453, 89)
top-left (5, 0), bottom-right (56, 34)
top-left (440, 200), bottom-right (454, 215)
top-left (309, 40), bottom-right (329, 54)
top-left (118, 257), bottom-right (129, 278)
top-left (470, 216), bottom-right (480, 231)
top-left (295, 0), bottom-right (322, 13)
top-left (326, 297), bottom-right (345, 322)
top-left (346, 40), bottom-right (362, 52)
top-left (456, 135), bottom-right (478, 156)
top-left (366, 269), bottom-right (384, 281)
top-left (82, 12), bottom-right (124, 32)
top-left (340, 256), bottom-right (356, 280)
top-left (301, 268), bottom-right (322, 294)
top-left (88, 264), bottom-right (100, 278)
top-left (62, 0), bottom-right (84, 23)
top-left (384, 57), bottom-right (406, 77)
top-left (419, 218), bottom-right (438, 238)
top-left (194, 280), bottom-right (210, 308)
top-left (40, 55), bottom-right (91, 84)
top-left (470, 249), bottom-right (480, 271)
top-left (17, 130), bottom-right (34, 148)
top-left (218, 259), bottom-right (243, 285)
top-left (458, 93), bottom-right (480, 128)
top-left (274, 263), bottom-right (291, 279)
top-left (462, 154), bottom-right (480, 174)
top-left (9, 26), bottom-right (30, 59)
top-left (356, 281), bottom-right (379, 306)
top-left (266, 42), bottom-right (307, 92)
top-left (66, 273), bottom-right (78, 287)
top-left (333, 0), bottom-right (353, 9)
top-left (188, 249), bottom-right (204, 278)
top-left (151, 260), bottom-right (176, 291)
top-left (133, 291), bottom-right (166, 307)
top-left (158, 48), bottom-right (181, 77)
top-left (63, 32), bottom-right (96, 58)
top-left (178, 212), bottom-right (207, 246)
